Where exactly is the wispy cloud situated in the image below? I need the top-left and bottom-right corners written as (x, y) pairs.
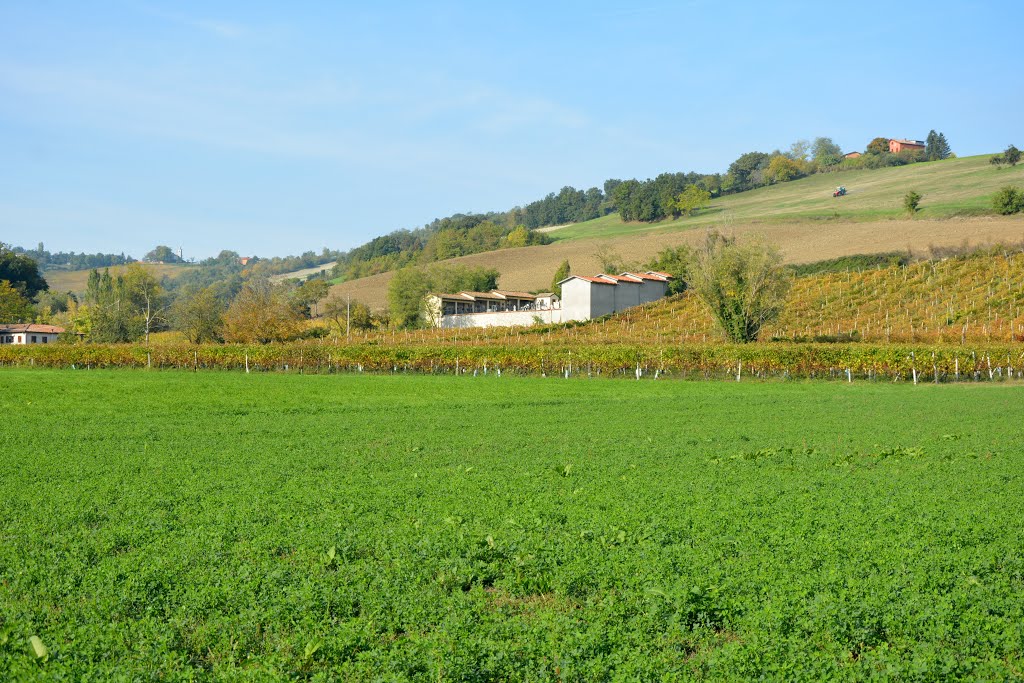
top-left (191, 18), bottom-right (248, 39)
top-left (130, 3), bottom-right (251, 39)
top-left (0, 60), bottom-right (595, 169)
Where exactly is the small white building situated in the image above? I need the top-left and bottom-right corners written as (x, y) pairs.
top-left (424, 290), bottom-right (560, 329)
top-left (426, 270), bottom-right (671, 328)
top-left (559, 271), bottom-right (671, 322)
top-left (0, 324), bottom-right (65, 345)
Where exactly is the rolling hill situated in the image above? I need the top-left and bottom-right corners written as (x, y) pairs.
top-left (328, 155), bottom-right (1024, 310)
top-left (43, 263), bottom-right (194, 294)
top-left (547, 154), bottom-right (1024, 240)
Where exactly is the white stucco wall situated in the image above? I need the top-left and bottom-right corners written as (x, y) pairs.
top-left (0, 332), bottom-right (61, 345)
top-left (440, 308), bottom-right (562, 329)
top-left (561, 279), bottom-right (592, 322)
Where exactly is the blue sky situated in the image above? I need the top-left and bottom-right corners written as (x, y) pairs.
top-left (1, 1), bottom-right (1021, 259)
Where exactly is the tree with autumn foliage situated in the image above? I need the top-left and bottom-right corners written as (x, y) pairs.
top-left (222, 279), bottom-right (305, 343)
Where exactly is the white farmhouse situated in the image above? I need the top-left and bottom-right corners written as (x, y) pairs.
top-left (425, 271), bottom-right (671, 328)
top-left (0, 324), bottom-right (65, 345)
top-left (424, 290), bottom-right (560, 329)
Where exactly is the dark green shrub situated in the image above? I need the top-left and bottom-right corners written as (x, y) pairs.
top-left (904, 190), bottom-right (922, 215)
top-left (993, 186), bottom-right (1024, 215)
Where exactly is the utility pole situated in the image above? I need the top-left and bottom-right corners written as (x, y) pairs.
top-left (346, 292), bottom-right (351, 342)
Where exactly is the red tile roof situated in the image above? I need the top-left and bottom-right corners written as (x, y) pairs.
top-left (599, 274), bottom-right (643, 283)
top-left (458, 291), bottom-right (506, 300)
top-left (621, 272), bottom-right (667, 281)
top-left (0, 324), bottom-right (66, 334)
top-left (431, 292), bottom-right (474, 300)
top-left (571, 276), bottom-right (617, 285)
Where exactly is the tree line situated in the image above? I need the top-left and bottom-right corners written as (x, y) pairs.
top-left (327, 132), bottom-right (954, 282)
top-left (4, 240), bottom-right (508, 343)
top-left (11, 244), bottom-right (134, 270)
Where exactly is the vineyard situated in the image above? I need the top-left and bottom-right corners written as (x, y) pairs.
top-left (5, 252), bottom-right (1024, 382)
top-left (2, 340), bottom-right (1024, 383)
top-left (379, 249), bottom-right (1024, 346)
top-left (2, 370), bottom-right (1023, 679)
top-left (408, 249), bottom-right (1024, 346)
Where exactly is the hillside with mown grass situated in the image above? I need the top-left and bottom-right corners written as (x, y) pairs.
top-left (546, 154), bottom-right (1024, 240)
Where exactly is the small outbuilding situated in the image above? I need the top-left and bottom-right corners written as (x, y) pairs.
top-left (424, 290), bottom-right (560, 328)
top-left (559, 271), bottom-right (671, 322)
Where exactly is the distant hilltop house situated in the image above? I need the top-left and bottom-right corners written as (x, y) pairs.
top-left (0, 323), bottom-right (65, 345)
top-left (843, 151), bottom-right (862, 159)
top-left (889, 139), bottom-right (925, 154)
top-left (239, 256), bottom-right (253, 266)
top-left (426, 271), bottom-right (672, 329)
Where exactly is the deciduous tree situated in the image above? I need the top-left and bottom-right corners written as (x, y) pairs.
top-left (122, 265), bottom-right (167, 343)
top-left (812, 137), bottom-right (843, 167)
top-left (0, 280), bottom-right (34, 322)
top-left (646, 246), bottom-right (690, 295)
top-left (764, 156), bottom-right (802, 184)
top-left (0, 243), bottom-right (48, 297)
top-left (689, 232), bottom-right (791, 343)
top-left (866, 137), bottom-right (890, 155)
top-left (725, 151), bottom-right (770, 192)
top-left (992, 186), bottom-right (1024, 215)
top-left (144, 245), bottom-right (183, 263)
top-left (501, 226), bottom-right (531, 248)
top-left (222, 279), bottom-right (304, 343)
top-left (171, 286), bottom-right (224, 343)
top-left (674, 185), bottom-right (713, 215)
top-left (786, 139), bottom-right (811, 163)
top-left (323, 296), bottom-right (375, 336)
top-left (387, 267), bottom-right (433, 329)
top-left (1005, 144), bottom-right (1021, 167)
top-left (551, 260), bottom-right (570, 297)
top-left (991, 144), bottom-right (1021, 169)
top-left (295, 279), bottom-right (331, 317)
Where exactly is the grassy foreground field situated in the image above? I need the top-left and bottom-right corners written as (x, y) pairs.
top-left (2, 372), bottom-right (1024, 680)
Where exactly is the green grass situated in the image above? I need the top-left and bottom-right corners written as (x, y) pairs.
top-left (550, 154), bottom-right (1024, 240)
top-left (2, 370), bottom-right (1024, 680)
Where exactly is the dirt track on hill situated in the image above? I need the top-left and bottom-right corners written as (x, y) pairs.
top-left (328, 216), bottom-right (1024, 311)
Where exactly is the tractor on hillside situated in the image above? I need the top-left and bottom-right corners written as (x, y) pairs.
top-left (833, 185), bottom-right (847, 198)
